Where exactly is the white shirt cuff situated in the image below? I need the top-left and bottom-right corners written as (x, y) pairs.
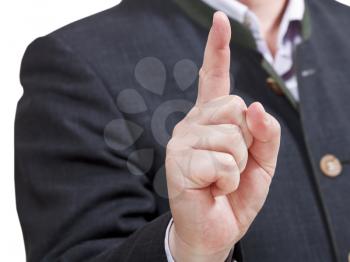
top-left (164, 218), bottom-right (175, 262)
top-left (164, 218), bottom-right (236, 262)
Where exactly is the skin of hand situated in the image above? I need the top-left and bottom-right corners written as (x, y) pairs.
top-left (165, 11), bottom-right (281, 262)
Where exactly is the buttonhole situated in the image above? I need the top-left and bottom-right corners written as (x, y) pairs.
top-left (301, 68), bottom-right (316, 78)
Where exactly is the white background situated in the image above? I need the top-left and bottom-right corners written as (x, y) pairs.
top-left (0, 0), bottom-right (121, 260)
top-left (1, 0), bottom-right (350, 261)
top-left (337, 0), bottom-right (350, 6)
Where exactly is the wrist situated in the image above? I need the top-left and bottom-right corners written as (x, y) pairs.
top-left (169, 223), bottom-right (231, 262)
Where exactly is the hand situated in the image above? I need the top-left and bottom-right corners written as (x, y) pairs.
top-left (165, 11), bottom-right (281, 262)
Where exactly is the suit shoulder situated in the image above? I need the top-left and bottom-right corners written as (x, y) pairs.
top-left (46, 0), bottom-right (183, 53)
top-left (49, 1), bottom-right (135, 46)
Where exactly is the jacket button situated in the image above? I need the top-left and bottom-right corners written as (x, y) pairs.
top-left (320, 154), bottom-right (342, 177)
top-left (266, 77), bottom-right (283, 96)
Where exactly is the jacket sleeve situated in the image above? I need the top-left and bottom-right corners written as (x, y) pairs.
top-left (15, 35), bottom-right (170, 262)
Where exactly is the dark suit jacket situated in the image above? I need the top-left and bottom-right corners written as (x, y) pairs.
top-left (15, 0), bottom-right (350, 261)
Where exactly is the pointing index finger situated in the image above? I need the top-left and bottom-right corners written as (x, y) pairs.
top-left (197, 11), bottom-right (232, 105)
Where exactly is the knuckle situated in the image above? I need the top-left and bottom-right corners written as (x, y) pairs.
top-left (218, 124), bottom-right (239, 135)
top-left (199, 67), bottom-right (207, 80)
top-left (220, 100), bottom-right (236, 117)
top-left (172, 122), bottom-right (185, 136)
top-left (222, 128), bottom-right (248, 171)
top-left (221, 156), bottom-right (240, 190)
top-left (231, 171), bottom-right (240, 191)
top-left (186, 105), bottom-right (203, 123)
top-left (229, 95), bottom-right (247, 111)
top-left (166, 137), bottom-right (180, 153)
top-left (207, 168), bottom-right (219, 183)
top-left (220, 154), bottom-right (237, 173)
top-left (232, 126), bottom-right (244, 139)
top-left (220, 96), bottom-right (247, 124)
top-left (225, 98), bottom-right (236, 111)
top-left (166, 138), bottom-right (175, 151)
top-left (225, 126), bottom-right (243, 145)
top-left (228, 123), bottom-right (241, 132)
top-left (237, 149), bottom-right (249, 172)
top-left (226, 135), bottom-right (239, 149)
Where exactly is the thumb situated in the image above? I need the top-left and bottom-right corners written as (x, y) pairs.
top-left (227, 102), bottom-right (280, 228)
top-left (196, 11), bottom-right (231, 105)
top-left (246, 102), bottom-right (281, 176)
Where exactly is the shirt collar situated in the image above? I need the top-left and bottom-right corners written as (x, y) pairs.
top-left (285, 0), bottom-right (305, 22)
top-left (279, 0), bottom-right (305, 42)
top-left (201, 0), bottom-right (305, 30)
top-left (173, 0), bottom-right (311, 50)
top-left (200, 0), bottom-right (249, 24)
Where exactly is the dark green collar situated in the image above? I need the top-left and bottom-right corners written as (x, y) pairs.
top-left (173, 0), bottom-right (311, 50)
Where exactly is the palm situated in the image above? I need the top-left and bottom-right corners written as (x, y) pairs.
top-left (172, 154), bottom-right (273, 253)
top-left (170, 188), bottom-right (239, 254)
